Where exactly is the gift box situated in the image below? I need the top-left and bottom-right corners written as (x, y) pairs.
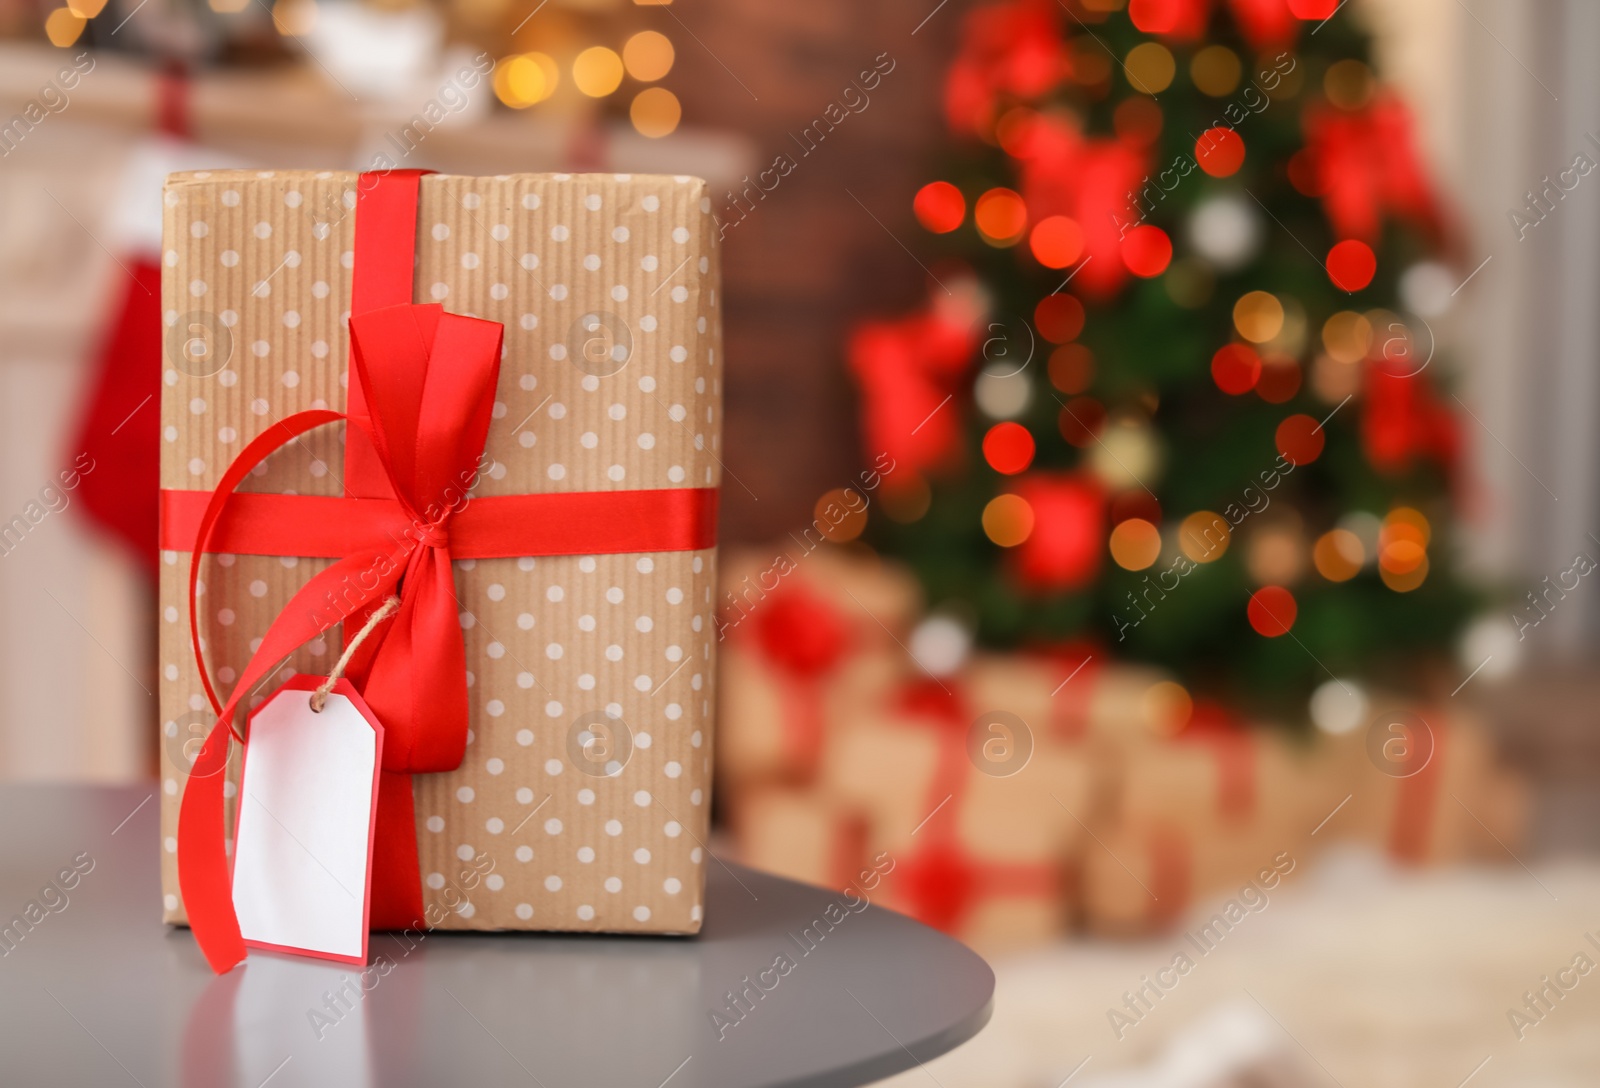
top-left (820, 678), bottom-right (1091, 952)
top-left (157, 169), bottom-right (722, 957)
top-left (1331, 706), bottom-right (1515, 864)
top-left (727, 785), bottom-right (868, 890)
top-left (716, 545), bottom-right (916, 784)
top-left (963, 651), bottom-right (1177, 744)
top-left (1078, 817), bottom-right (1301, 937)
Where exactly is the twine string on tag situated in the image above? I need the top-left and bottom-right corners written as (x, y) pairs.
top-left (309, 596), bottom-right (401, 712)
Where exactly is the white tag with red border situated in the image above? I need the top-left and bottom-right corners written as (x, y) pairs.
top-left (231, 675), bottom-right (384, 965)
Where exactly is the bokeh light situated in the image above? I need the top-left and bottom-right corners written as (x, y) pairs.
top-left (914, 182), bottom-right (965, 234)
top-left (1125, 42), bottom-right (1176, 95)
top-left (495, 54), bottom-right (559, 108)
top-left (1179, 511), bottom-right (1231, 562)
top-left (1049, 344), bottom-right (1095, 394)
top-left (1275, 413), bottom-right (1326, 466)
top-left (1110, 518), bottom-right (1162, 570)
top-left (983, 494), bottom-right (1036, 547)
top-left (573, 46), bottom-right (625, 98)
top-left (1314, 528), bottom-right (1364, 582)
top-left (1057, 396), bottom-right (1106, 447)
top-left (982, 422), bottom-right (1036, 475)
top-left (1143, 681), bottom-right (1194, 736)
top-left (622, 30), bottom-right (675, 82)
top-left (1211, 343), bottom-right (1262, 395)
top-left (1122, 225), bottom-right (1172, 278)
top-left (44, 6), bottom-right (84, 44)
top-left (1255, 355), bottom-right (1302, 403)
top-left (1322, 310), bottom-right (1373, 363)
top-left (1247, 586), bottom-right (1298, 637)
top-left (630, 88), bottom-right (681, 137)
top-left (1327, 239), bottom-right (1377, 292)
top-left (814, 488), bottom-right (867, 543)
top-left (1196, 128), bottom-right (1245, 177)
top-left (1190, 45), bottom-right (1242, 96)
top-left (1234, 291), bottom-right (1285, 343)
top-left (1030, 216), bottom-right (1085, 269)
top-left (1034, 294), bottom-right (1085, 343)
top-left (975, 188), bottom-right (1028, 245)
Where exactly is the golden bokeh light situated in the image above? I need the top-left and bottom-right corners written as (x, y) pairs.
top-left (630, 87), bottom-right (682, 138)
top-left (44, 7), bottom-right (85, 45)
top-left (1324, 59), bottom-right (1374, 111)
top-left (1179, 511), bottom-right (1230, 563)
top-left (983, 494), bottom-right (1035, 547)
top-left (622, 30), bottom-right (675, 81)
top-left (1381, 554), bottom-right (1429, 592)
top-left (495, 54), bottom-right (559, 108)
top-left (1125, 42), bottom-right (1176, 95)
top-left (1190, 45), bottom-right (1241, 96)
top-left (1233, 291), bottom-right (1285, 343)
top-left (1246, 521), bottom-right (1306, 585)
top-left (813, 488), bottom-right (867, 543)
top-left (1313, 529), bottom-right (1364, 582)
top-left (882, 473), bottom-right (932, 523)
top-left (1110, 518), bottom-right (1162, 571)
top-left (1142, 680), bottom-right (1194, 737)
top-left (573, 46), bottom-right (625, 98)
top-left (65, 0), bottom-right (107, 17)
top-left (1322, 310), bottom-right (1373, 363)
top-left (271, 0), bottom-right (316, 36)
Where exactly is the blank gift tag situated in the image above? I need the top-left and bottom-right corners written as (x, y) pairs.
top-left (232, 675), bottom-right (384, 965)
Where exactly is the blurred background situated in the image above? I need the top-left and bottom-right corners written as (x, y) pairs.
top-left (2, 0), bottom-right (1599, 1084)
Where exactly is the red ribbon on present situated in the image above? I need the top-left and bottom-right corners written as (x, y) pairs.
top-left (737, 584), bottom-right (853, 779)
top-left (890, 680), bottom-right (1059, 934)
top-left (1178, 700), bottom-right (1258, 821)
top-left (169, 171), bottom-right (717, 973)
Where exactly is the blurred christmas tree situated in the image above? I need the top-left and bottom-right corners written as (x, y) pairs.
top-left (850, 0), bottom-right (1478, 722)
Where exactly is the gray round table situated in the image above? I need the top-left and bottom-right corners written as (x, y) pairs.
top-left (0, 785), bottom-right (992, 1087)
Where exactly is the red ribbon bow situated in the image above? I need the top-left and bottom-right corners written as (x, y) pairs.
top-left (178, 299), bottom-right (504, 974)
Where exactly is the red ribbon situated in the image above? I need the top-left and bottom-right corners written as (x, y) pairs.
top-left (172, 171), bottom-right (717, 973)
top-left (741, 585), bottom-right (852, 779)
top-left (891, 680), bottom-right (1058, 934)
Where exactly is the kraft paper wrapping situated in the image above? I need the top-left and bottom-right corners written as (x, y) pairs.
top-left (158, 170), bottom-right (722, 934)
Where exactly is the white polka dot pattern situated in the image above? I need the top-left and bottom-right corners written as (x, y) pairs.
top-left (156, 171), bottom-right (720, 936)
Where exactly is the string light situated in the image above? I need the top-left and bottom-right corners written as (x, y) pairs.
top-left (630, 88), bottom-right (681, 137)
top-left (1234, 291), bottom-right (1285, 343)
top-left (43, 7), bottom-right (84, 45)
top-left (495, 54), bottom-right (559, 108)
top-left (1179, 511), bottom-right (1231, 562)
top-left (573, 46), bottom-right (625, 98)
top-left (1029, 216), bottom-right (1085, 269)
top-left (913, 182), bottom-right (965, 234)
top-left (975, 188), bottom-right (1028, 246)
top-left (1124, 42), bottom-right (1176, 95)
top-left (1326, 239), bottom-right (1376, 292)
top-left (1248, 586), bottom-right (1298, 637)
top-left (622, 30), bottom-right (675, 82)
top-left (983, 494), bottom-right (1035, 547)
top-left (1109, 518), bottom-right (1161, 571)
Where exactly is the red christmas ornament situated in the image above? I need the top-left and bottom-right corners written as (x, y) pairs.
top-left (943, 0), bottom-right (1069, 136)
top-left (848, 304), bottom-right (978, 476)
top-left (1015, 115), bottom-right (1152, 298)
top-left (1303, 94), bottom-right (1444, 242)
top-left (1361, 365), bottom-right (1461, 478)
top-left (1010, 474), bottom-right (1104, 590)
